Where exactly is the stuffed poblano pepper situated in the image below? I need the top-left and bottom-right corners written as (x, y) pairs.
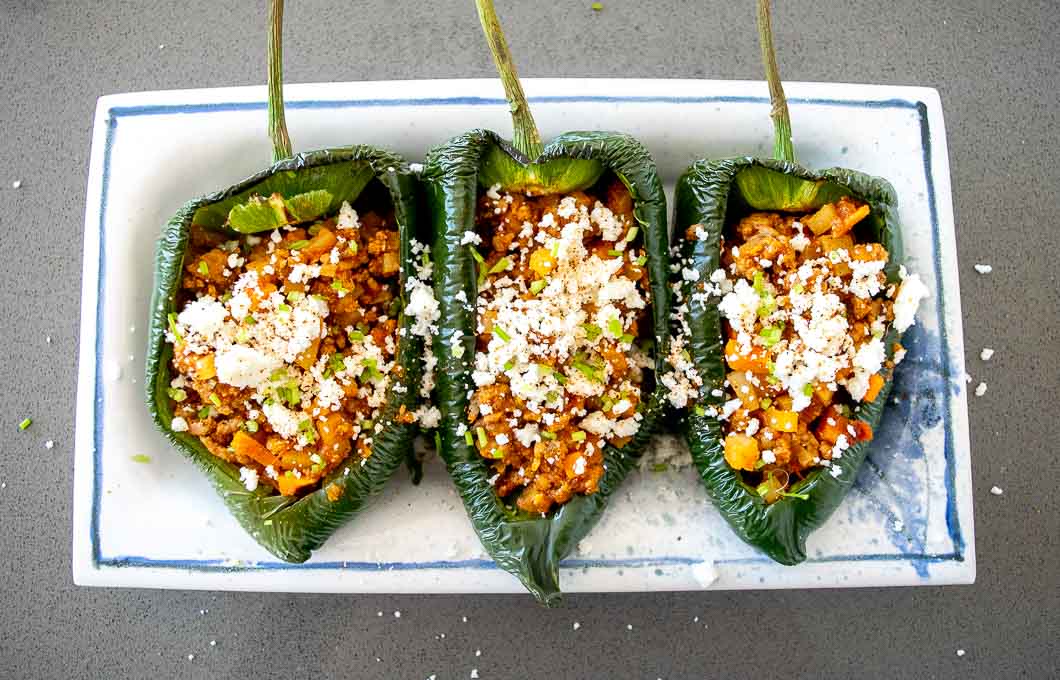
top-left (421, 0), bottom-right (669, 604)
top-left (144, 0), bottom-right (435, 562)
top-left (667, 0), bottom-right (929, 565)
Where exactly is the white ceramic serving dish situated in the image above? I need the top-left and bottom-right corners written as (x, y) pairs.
top-left (73, 78), bottom-right (974, 592)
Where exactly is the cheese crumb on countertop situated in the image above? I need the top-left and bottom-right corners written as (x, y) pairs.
top-left (989, 486), bottom-right (1003, 496)
top-left (980, 348), bottom-right (994, 361)
top-left (974, 382), bottom-right (987, 397)
top-left (973, 263), bottom-right (992, 274)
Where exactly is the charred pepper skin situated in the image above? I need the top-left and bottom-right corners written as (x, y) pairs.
top-left (422, 129), bottom-right (670, 605)
top-left (145, 147), bottom-right (425, 563)
top-left (672, 156), bottom-right (906, 565)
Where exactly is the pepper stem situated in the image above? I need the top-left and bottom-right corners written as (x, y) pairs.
top-left (475, 0), bottom-right (543, 159)
top-left (757, 0), bottom-right (795, 162)
top-left (268, 0), bottom-right (293, 162)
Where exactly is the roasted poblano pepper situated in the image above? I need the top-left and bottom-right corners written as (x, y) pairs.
top-left (421, 0), bottom-right (670, 604)
top-left (672, 0), bottom-right (909, 565)
top-left (144, 0), bottom-right (423, 562)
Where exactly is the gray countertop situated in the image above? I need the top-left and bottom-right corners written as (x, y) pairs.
top-left (1, 1), bottom-right (1056, 678)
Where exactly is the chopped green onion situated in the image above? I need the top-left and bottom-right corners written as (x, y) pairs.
top-left (166, 387), bottom-right (187, 402)
top-left (476, 427), bottom-right (488, 448)
top-left (635, 255), bottom-right (647, 267)
top-left (651, 462), bottom-right (668, 473)
top-left (235, 328), bottom-right (250, 343)
top-left (348, 329), bottom-right (365, 343)
top-left (197, 406), bottom-right (213, 420)
top-left (582, 324), bottom-right (602, 341)
top-left (488, 257), bottom-right (511, 275)
top-left (244, 314), bottom-right (256, 325)
top-left (469, 246), bottom-right (485, 264)
top-left (348, 241), bottom-right (359, 254)
top-left (167, 313), bottom-right (182, 342)
top-left (607, 318), bottom-right (624, 337)
top-left (18, 418), bottom-right (32, 431)
top-left (330, 280), bottom-right (347, 294)
top-left (754, 458), bottom-right (768, 470)
top-left (693, 406), bottom-right (706, 417)
top-left (541, 431), bottom-right (557, 440)
top-left (759, 325), bottom-right (783, 347)
top-left (491, 448), bottom-right (505, 459)
top-left (592, 2), bottom-right (603, 10)
top-left (753, 271), bottom-right (767, 296)
top-left (209, 393), bottom-right (222, 408)
top-left (756, 296), bottom-right (776, 318)
top-left (286, 291), bottom-right (305, 302)
top-left (802, 383), bottom-right (814, 397)
top-left (329, 354), bottom-right (346, 373)
top-left (529, 279), bottom-right (547, 295)
top-left (308, 224), bottom-right (322, 236)
top-left (545, 391), bottom-right (560, 404)
top-left (493, 326), bottom-right (511, 343)
top-left (778, 491), bottom-right (810, 501)
top-left (270, 368), bottom-right (287, 382)
top-left (198, 261), bottom-right (209, 276)
top-left (289, 239), bottom-right (310, 250)
top-left (131, 454), bottom-right (151, 464)
top-left (503, 359), bottom-right (516, 371)
top-left (277, 303), bottom-right (291, 313)
top-left (464, 430), bottom-right (474, 446)
top-left (756, 481), bottom-right (773, 497)
top-left (607, 249), bottom-right (623, 257)
top-left (573, 361), bottom-right (602, 383)
top-left (571, 431), bottom-right (586, 442)
top-left (244, 420), bottom-right (259, 433)
top-left (792, 283), bottom-right (804, 294)
top-left (760, 397), bottom-right (773, 409)
top-left (298, 419), bottom-right (313, 432)
top-left (221, 291), bottom-right (232, 303)
top-left (620, 333), bottom-right (635, 344)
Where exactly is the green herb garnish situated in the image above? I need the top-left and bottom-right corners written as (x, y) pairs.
top-left (289, 239), bottom-right (310, 250)
top-left (18, 418), bottom-right (32, 431)
top-left (488, 257), bottom-right (512, 275)
top-left (493, 326), bottom-right (511, 343)
top-left (131, 454), bottom-right (151, 464)
top-left (198, 261), bottom-right (209, 276)
top-left (167, 387), bottom-right (187, 402)
top-left (529, 279), bottom-right (547, 295)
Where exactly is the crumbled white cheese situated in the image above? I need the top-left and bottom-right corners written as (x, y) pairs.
top-left (989, 485), bottom-right (1003, 496)
top-left (973, 263), bottom-right (992, 274)
top-left (974, 381), bottom-right (987, 397)
top-left (171, 416), bottom-right (189, 432)
top-left (980, 348), bottom-right (994, 361)
top-left (892, 271), bottom-right (928, 332)
top-left (239, 466), bottom-right (259, 491)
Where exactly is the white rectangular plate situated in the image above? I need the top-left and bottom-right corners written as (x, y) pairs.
top-left (73, 78), bottom-right (974, 592)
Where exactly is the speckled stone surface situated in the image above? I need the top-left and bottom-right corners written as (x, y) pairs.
top-left (0, 1), bottom-right (1056, 678)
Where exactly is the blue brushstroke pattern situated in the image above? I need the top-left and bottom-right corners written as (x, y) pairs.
top-left (853, 324), bottom-right (952, 576)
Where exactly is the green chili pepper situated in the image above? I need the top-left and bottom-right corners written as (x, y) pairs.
top-left (144, 0), bottom-right (424, 564)
top-left (421, 0), bottom-right (670, 606)
top-left (671, 0), bottom-right (905, 566)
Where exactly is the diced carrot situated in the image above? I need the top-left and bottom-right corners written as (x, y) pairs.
top-left (727, 370), bottom-right (760, 410)
top-left (529, 247), bottom-right (557, 278)
top-left (815, 406), bottom-right (846, 444)
top-left (819, 234), bottom-right (854, 253)
top-left (724, 338), bottom-right (770, 374)
top-left (195, 353), bottom-right (216, 381)
top-left (295, 333), bottom-right (321, 370)
top-left (302, 227), bottom-right (338, 262)
top-left (850, 420), bottom-right (874, 442)
top-left (231, 431), bottom-right (280, 468)
top-left (834, 204), bottom-right (871, 237)
top-left (319, 263), bottom-right (337, 277)
top-left (277, 473), bottom-right (316, 496)
top-left (724, 433), bottom-right (760, 471)
top-left (805, 203), bottom-right (838, 235)
top-left (317, 412), bottom-right (353, 461)
top-left (765, 408), bottom-right (799, 433)
top-left (863, 373), bottom-right (885, 403)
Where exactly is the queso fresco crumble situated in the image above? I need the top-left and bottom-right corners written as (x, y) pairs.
top-left (685, 197), bottom-right (926, 502)
top-left (165, 195), bottom-right (437, 496)
top-left (466, 179), bottom-right (653, 514)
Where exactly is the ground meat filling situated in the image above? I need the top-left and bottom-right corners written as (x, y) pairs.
top-left (165, 196), bottom-right (406, 496)
top-left (467, 179), bottom-right (652, 514)
top-left (699, 197), bottom-right (926, 502)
